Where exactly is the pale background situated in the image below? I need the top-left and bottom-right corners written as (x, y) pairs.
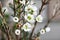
top-left (0, 0), bottom-right (60, 40)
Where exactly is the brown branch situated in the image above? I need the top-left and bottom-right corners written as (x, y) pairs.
top-left (0, 1), bottom-right (4, 17)
top-left (34, 2), bottom-right (60, 38)
top-left (7, 30), bottom-right (11, 40)
top-left (44, 2), bottom-right (60, 29)
top-left (1, 23), bottom-right (11, 40)
top-left (29, 2), bottom-right (44, 39)
top-left (13, 0), bottom-right (16, 16)
top-left (17, 0), bottom-right (21, 18)
top-left (0, 1), bottom-right (12, 40)
top-left (29, 0), bottom-right (50, 40)
top-left (44, 9), bottom-right (59, 29)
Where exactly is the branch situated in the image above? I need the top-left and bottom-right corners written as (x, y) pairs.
top-left (29, 0), bottom-right (50, 40)
top-left (0, 1), bottom-right (12, 40)
top-left (33, 2), bottom-right (60, 39)
top-left (0, 1), bottom-right (4, 17)
top-left (44, 5), bottom-right (60, 29)
top-left (13, 0), bottom-right (16, 16)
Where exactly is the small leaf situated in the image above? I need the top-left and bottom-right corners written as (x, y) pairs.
top-left (22, 30), bottom-right (29, 40)
top-left (9, 3), bottom-right (14, 10)
top-left (4, 14), bottom-right (9, 18)
top-left (12, 23), bottom-right (18, 32)
top-left (16, 4), bottom-right (22, 9)
top-left (0, 17), bottom-right (2, 26)
top-left (4, 14), bottom-right (9, 23)
top-left (14, 0), bottom-right (18, 3)
top-left (37, 32), bottom-right (40, 37)
top-left (0, 25), bottom-right (7, 33)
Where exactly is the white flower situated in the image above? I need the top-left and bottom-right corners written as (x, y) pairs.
top-left (45, 27), bottom-right (50, 32)
top-left (22, 23), bottom-right (32, 32)
top-left (24, 14), bottom-right (35, 23)
top-left (36, 15), bottom-right (43, 22)
top-left (13, 17), bottom-right (19, 22)
top-left (40, 29), bottom-right (45, 34)
top-left (20, 0), bottom-right (25, 5)
top-left (2, 7), bottom-right (8, 13)
top-left (15, 29), bottom-right (20, 35)
top-left (25, 5), bottom-right (38, 16)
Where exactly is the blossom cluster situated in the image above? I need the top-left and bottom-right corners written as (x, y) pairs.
top-left (2, 0), bottom-right (50, 36)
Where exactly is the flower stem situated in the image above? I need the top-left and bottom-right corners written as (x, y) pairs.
top-left (7, 31), bottom-right (11, 40)
top-left (13, 0), bottom-right (16, 16)
top-left (29, 3), bottom-right (44, 40)
top-left (0, 2), bottom-right (4, 17)
top-left (29, 0), bottom-right (50, 39)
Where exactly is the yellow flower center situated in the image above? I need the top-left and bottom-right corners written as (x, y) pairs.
top-left (27, 16), bottom-right (31, 20)
top-left (25, 25), bottom-right (28, 29)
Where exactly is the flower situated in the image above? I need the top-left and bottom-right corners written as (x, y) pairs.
top-left (45, 27), bottom-right (50, 32)
top-left (20, 0), bottom-right (25, 5)
top-left (15, 29), bottom-right (20, 35)
top-left (22, 23), bottom-right (32, 32)
top-left (40, 29), bottom-right (45, 34)
top-left (24, 14), bottom-right (35, 23)
top-left (36, 15), bottom-right (43, 22)
top-left (13, 17), bottom-right (19, 22)
top-left (25, 5), bottom-right (37, 16)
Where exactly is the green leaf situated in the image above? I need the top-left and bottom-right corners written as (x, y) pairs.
top-left (1, 33), bottom-right (5, 40)
top-left (14, 0), bottom-right (18, 3)
top-left (4, 14), bottom-right (9, 19)
top-left (22, 30), bottom-right (29, 40)
top-left (9, 3), bottom-right (14, 10)
top-left (12, 23), bottom-right (17, 32)
top-left (0, 17), bottom-right (2, 26)
top-left (4, 14), bottom-right (9, 23)
top-left (37, 32), bottom-right (40, 37)
top-left (16, 4), bottom-right (22, 9)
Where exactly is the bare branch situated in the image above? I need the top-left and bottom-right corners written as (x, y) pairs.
top-left (44, 2), bottom-right (60, 28)
top-left (0, 1), bottom-right (4, 17)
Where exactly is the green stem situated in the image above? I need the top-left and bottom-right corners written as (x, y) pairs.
top-left (29, 3), bottom-right (44, 40)
top-left (13, 0), bottom-right (16, 16)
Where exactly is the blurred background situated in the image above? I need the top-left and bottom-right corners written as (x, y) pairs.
top-left (0, 0), bottom-right (60, 40)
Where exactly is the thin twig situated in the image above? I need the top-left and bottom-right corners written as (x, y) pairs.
top-left (0, 1), bottom-right (11, 40)
top-left (29, 0), bottom-right (50, 39)
top-left (0, 2), bottom-right (4, 17)
top-left (34, 2), bottom-right (60, 38)
top-left (43, 2), bottom-right (60, 29)
top-left (13, 0), bottom-right (16, 16)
